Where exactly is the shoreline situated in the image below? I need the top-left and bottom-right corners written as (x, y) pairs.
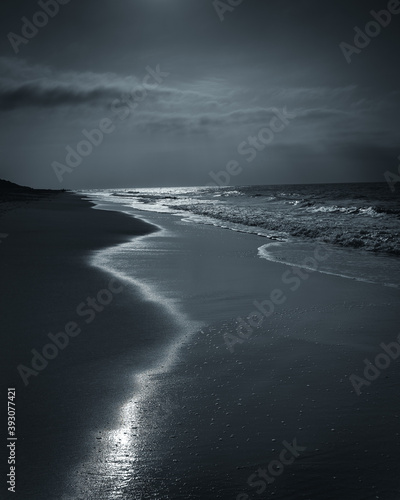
top-left (1, 192), bottom-right (179, 499)
top-left (81, 183), bottom-right (400, 290)
top-left (80, 194), bottom-right (400, 499)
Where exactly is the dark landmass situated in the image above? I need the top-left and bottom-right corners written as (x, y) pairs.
top-left (0, 179), bottom-right (65, 217)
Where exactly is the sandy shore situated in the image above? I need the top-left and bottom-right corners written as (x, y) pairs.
top-left (1, 193), bottom-right (400, 499)
top-left (0, 193), bottom-right (172, 499)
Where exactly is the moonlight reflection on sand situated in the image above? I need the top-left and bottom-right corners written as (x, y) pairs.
top-left (68, 223), bottom-right (202, 499)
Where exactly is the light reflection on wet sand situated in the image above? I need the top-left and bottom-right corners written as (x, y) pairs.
top-left (67, 222), bottom-right (203, 499)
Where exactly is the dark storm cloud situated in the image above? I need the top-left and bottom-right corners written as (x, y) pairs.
top-left (0, 57), bottom-right (122, 110)
top-left (0, 82), bottom-right (119, 110)
top-left (0, 57), bottom-right (143, 110)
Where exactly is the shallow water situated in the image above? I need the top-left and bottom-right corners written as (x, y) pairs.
top-left (80, 183), bottom-right (400, 288)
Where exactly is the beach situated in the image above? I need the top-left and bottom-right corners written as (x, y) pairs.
top-left (1, 191), bottom-right (400, 500)
top-left (2, 0), bottom-right (399, 497)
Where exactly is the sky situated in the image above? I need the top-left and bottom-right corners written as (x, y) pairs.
top-left (0, 0), bottom-right (399, 189)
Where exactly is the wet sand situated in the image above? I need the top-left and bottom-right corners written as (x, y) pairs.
top-left (81, 203), bottom-right (400, 500)
top-left (0, 193), bottom-right (176, 499)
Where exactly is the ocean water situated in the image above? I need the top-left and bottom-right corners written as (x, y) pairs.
top-left (81, 183), bottom-right (400, 288)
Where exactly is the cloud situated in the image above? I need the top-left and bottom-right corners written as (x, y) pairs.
top-left (0, 57), bottom-right (141, 110)
top-left (0, 82), bottom-right (119, 110)
top-left (1, 57), bottom-right (398, 153)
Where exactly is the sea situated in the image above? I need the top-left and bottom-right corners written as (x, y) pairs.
top-left (81, 182), bottom-right (400, 289)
